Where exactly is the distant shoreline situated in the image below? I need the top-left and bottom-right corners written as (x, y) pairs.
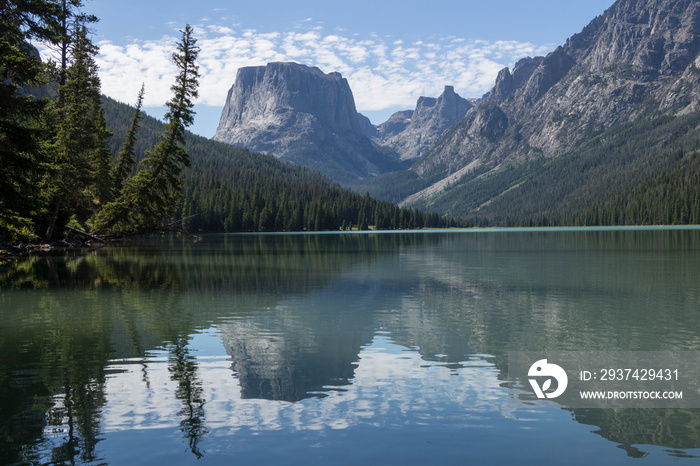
top-left (3, 224), bottom-right (700, 262)
top-left (211, 224), bottom-right (700, 236)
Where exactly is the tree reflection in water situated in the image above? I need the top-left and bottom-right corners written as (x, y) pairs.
top-left (168, 336), bottom-right (209, 459)
top-left (1, 231), bottom-right (700, 462)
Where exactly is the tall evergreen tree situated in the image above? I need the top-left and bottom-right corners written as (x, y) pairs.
top-left (0, 0), bottom-right (61, 241)
top-left (113, 83), bottom-right (144, 195)
top-left (94, 25), bottom-right (200, 236)
top-left (44, 0), bottom-right (97, 94)
top-left (42, 24), bottom-right (112, 241)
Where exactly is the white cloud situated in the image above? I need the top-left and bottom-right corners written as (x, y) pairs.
top-left (97, 38), bottom-right (178, 107)
top-left (95, 26), bottom-right (553, 114)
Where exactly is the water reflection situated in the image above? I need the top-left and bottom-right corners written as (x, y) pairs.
top-left (571, 408), bottom-right (700, 458)
top-left (220, 309), bottom-right (374, 401)
top-left (168, 337), bottom-right (208, 458)
top-left (1, 229), bottom-right (700, 463)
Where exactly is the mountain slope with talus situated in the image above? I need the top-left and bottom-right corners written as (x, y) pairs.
top-left (400, 0), bottom-right (700, 224)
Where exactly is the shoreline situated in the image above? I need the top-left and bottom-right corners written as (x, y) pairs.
top-left (0, 238), bottom-right (105, 262)
top-left (3, 224), bottom-right (699, 261)
top-left (227, 224), bottom-right (700, 235)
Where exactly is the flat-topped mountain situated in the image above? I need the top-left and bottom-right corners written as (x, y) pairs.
top-left (213, 62), bottom-right (400, 182)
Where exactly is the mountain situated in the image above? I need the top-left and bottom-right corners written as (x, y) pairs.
top-left (213, 62), bottom-right (400, 183)
top-left (394, 0), bottom-right (700, 224)
top-left (207, 0), bottom-right (700, 227)
top-left (373, 86), bottom-right (474, 161)
top-left (102, 96), bottom-right (459, 232)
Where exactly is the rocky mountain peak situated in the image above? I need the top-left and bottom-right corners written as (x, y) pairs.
top-left (213, 62), bottom-right (399, 182)
top-left (486, 57), bottom-right (544, 101)
top-left (403, 0), bottom-right (700, 216)
top-left (564, 0), bottom-right (700, 75)
top-left (374, 85), bottom-right (473, 160)
top-left (215, 62), bottom-right (363, 142)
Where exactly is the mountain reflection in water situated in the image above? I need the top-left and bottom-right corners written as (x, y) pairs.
top-left (1, 229), bottom-right (700, 464)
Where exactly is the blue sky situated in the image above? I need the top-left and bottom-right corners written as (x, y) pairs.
top-left (80, 0), bottom-right (616, 137)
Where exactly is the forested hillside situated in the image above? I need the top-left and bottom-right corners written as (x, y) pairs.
top-left (103, 97), bottom-right (461, 232)
top-left (0, 4), bottom-right (204, 242)
top-left (0, 0), bottom-right (458, 244)
top-left (407, 109), bottom-right (700, 227)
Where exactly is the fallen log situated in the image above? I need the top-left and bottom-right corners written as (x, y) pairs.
top-left (64, 225), bottom-right (106, 243)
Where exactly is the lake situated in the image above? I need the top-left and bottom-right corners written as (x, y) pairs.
top-left (1, 227), bottom-right (700, 464)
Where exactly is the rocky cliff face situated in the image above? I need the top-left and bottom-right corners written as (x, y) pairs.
top-left (213, 62), bottom-right (399, 182)
top-left (374, 86), bottom-right (473, 160)
top-left (408, 0), bottom-right (700, 197)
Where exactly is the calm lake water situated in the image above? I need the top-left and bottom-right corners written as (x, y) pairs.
top-left (2, 227), bottom-right (700, 464)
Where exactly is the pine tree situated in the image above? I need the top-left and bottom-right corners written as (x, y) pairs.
top-left (0, 0), bottom-right (61, 241)
top-left (42, 24), bottom-right (112, 241)
top-left (94, 25), bottom-right (200, 236)
top-left (113, 84), bottom-right (145, 195)
top-left (47, 0), bottom-right (97, 95)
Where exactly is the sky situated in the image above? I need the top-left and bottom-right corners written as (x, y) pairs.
top-left (71, 0), bottom-right (617, 137)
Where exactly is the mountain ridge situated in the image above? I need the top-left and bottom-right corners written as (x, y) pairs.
top-left (395, 0), bottom-right (700, 222)
top-left (102, 96), bottom-right (460, 232)
top-left (209, 0), bottom-right (700, 227)
top-left (372, 86), bottom-right (474, 161)
top-left (213, 61), bottom-right (475, 182)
